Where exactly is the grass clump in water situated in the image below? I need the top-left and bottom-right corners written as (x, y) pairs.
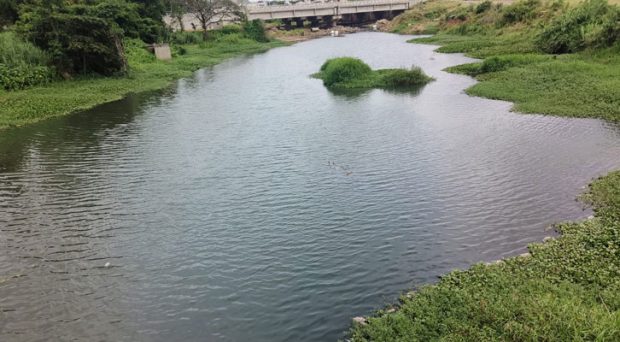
top-left (313, 57), bottom-right (433, 90)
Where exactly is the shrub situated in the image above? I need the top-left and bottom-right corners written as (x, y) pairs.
top-left (501, 0), bottom-right (541, 25)
top-left (0, 31), bottom-right (49, 66)
top-left (318, 57), bottom-right (372, 87)
top-left (379, 67), bottom-right (433, 87)
top-left (220, 24), bottom-right (242, 35)
top-left (170, 31), bottom-right (203, 45)
top-left (0, 63), bottom-right (54, 90)
top-left (18, 3), bottom-right (127, 76)
top-left (216, 33), bottom-right (243, 44)
top-left (536, 0), bottom-right (620, 53)
top-left (242, 19), bottom-right (269, 42)
top-left (475, 0), bottom-right (492, 14)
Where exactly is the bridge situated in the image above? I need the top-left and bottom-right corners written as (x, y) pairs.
top-left (246, 0), bottom-right (422, 21)
top-left (164, 0), bottom-right (422, 31)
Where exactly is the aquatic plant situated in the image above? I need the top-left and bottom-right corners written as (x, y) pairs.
top-left (313, 57), bottom-right (433, 90)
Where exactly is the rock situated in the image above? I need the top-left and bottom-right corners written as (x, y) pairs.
top-left (375, 19), bottom-right (390, 31)
top-left (104, 262), bottom-right (111, 268)
top-left (543, 236), bottom-right (554, 242)
top-left (352, 316), bottom-right (367, 325)
top-left (386, 307), bottom-right (396, 313)
top-left (588, 215), bottom-right (594, 219)
top-left (519, 252), bottom-right (531, 258)
top-left (486, 259), bottom-right (504, 266)
top-left (311, 27), bottom-right (320, 32)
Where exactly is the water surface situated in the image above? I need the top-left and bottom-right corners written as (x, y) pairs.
top-left (1, 32), bottom-right (620, 341)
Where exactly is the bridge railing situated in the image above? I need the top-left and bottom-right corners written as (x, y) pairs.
top-left (246, 0), bottom-right (417, 13)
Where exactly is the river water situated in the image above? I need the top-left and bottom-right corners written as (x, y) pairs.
top-left (1, 32), bottom-right (619, 341)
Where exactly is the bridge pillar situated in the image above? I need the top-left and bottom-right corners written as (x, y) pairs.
top-left (295, 17), bottom-right (304, 28)
top-left (309, 16), bottom-right (320, 28)
top-left (322, 15), bottom-right (334, 28)
top-left (282, 18), bottom-right (292, 30)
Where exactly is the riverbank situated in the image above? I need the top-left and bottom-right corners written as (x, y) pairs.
top-left (351, 171), bottom-right (620, 341)
top-left (267, 25), bottom-right (364, 43)
top-left (0, 38), bottom-right (284, 130)
top-left (386, 0), bottom-right (620, 122)
top-left (349, 0), bottom-right (620, 340)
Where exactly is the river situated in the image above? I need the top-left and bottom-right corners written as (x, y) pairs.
top-left (1, 32), bottom-right (619, 341)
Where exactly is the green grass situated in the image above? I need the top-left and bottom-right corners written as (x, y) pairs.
top-left (312, 57), bottom-right (433, 90)
top-left (350, 171), bottom-right (620, 341)
top-left (0, 38), bottom-right (284, 130)
top-left (416, 33), bottom-right (620, 121)
top-left (403, 0), bottom-right (620, 122)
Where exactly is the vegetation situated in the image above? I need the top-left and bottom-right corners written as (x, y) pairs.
top-left (0, 27), bottom-right (283, 130)
top-left (0, 31), bottom-right (54, 90)
top-left (313, 57), bottom-right (433, 90)
top-left (351, 171), bottom-right (620, 341)
top-left (0, 0), bottom-right (280, 129)
top-left (349, 1), bottom-right (620, 339)
top-left (392, 0), bottom-right (620, 122)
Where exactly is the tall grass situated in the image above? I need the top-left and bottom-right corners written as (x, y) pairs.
top-left (0, 31), bottom-right (54, 91)
top-left (0, 31), bottom-right (49, 67)
top-left (536, 0), bottom-right (620, 53)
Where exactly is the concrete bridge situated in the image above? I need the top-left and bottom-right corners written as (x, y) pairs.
top-left (165, 0), bottom-right (422, 31)
top-left (246, 0), bottom-right (422, 21)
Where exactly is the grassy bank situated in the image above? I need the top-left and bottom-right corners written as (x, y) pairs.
top-left (0, 35), bottom-right (283, 130)
top-left (313, 57), bottom-right (433, 89)
top-left (394, 0), bottom-right (620, 122)
top-left (351, 171), bottom-right (620, 341)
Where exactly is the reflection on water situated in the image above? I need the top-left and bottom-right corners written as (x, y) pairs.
top-left (1, 32), bottom-right (620, 341)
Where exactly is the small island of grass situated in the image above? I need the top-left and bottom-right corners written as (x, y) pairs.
top-left (312, 57), bottom-right (433, 90)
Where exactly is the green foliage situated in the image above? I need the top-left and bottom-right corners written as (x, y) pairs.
top-left (0, 63), bottom-right (54, 90)
top-left (313, 57), bottom-right (433, 89)
top-left (376, 68), bottom-right (434, 88)
top-left (0, 31), bottom-right (49, 66)
top-left (351, 171), bottom-right (620, 341)
top-left (0, 0), bottom-right (21, 27)
top-left (448, 54), bottom-right (554, 75)
top-left (18, 2), bottom-right (127, 76)
top-left (0, 38), bottom-right (284, 129)
top-left (0, 31), bottom-right (53, 90)
top-left (169, 31), bottom-right (203, 45)
top-left (242, 19), bottom-right (269, 43)
top-left (475, 0), bottom-right (492, 14)
top-left (501, 0), bottom-right (541, 25)
top-left (536, 0), bottom-right (620, 53)
top-left (89, 0), bottom-right (161, 44)
top-left (316, 57), bottom-right (372, 87)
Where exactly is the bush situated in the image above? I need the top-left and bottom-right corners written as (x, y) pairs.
top-left (536, 0), bottom-right (620, 53)
top-left (242, 19), bottom-right (269, 42)
top-left (318, 57), bottom-right (372, 87)
top-left (0, 63), bottom-right (54, 90)
top-left (169, 31), bottom-right (203, 45)
top-left (0, 31), bottom-right (49, 66)
top-left (475, 0), bottom-right (492, 14)
top-left (379, 67), bottom-right (433, 87)
top-left (18, 3), bottom-right (127, 76)
top-left (501, 0), bottom-right (541, 25)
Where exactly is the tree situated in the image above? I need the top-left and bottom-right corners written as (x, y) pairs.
top-left (181, 0), bottom-right (243, 40)
top-left (165, 0), bottom-right (187, 32)
top-left (18, 1), bottom-right (128, 76)
top-left (0, 0), bottom-right (23, 27)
